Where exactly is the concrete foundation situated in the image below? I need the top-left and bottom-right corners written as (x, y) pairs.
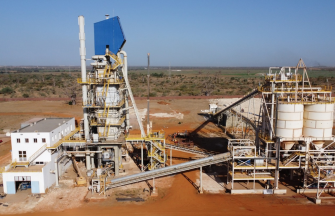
top-left (297, 188), bottom-right (335, 193)
top-left (315, 198), bottom-right (321, 204)
top-left (231, 189), bottom-right (286, 195)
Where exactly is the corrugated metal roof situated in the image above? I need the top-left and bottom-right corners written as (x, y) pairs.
top-left (15, 118), bottom-right (73, 133)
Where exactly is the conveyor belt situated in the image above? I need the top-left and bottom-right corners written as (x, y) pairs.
top-left (213, 88), bottom-right (259, 117)
top-left (107, 152), bottom-right (231, 189)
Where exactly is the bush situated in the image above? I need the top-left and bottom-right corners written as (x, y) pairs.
top-left (0, 87), bottom-right (14, 94)
top-left (22, 93), bottom-right (29, 98)
top-left (149, 92), bottom-right (157, 97)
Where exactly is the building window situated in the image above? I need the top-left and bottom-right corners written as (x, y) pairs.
top-left (35, 161), bottom-right (44, 165)
top-left (18, 151), bottom-right (27, 161)
top-left (42, 138), bottom-right (46, 143)
top-left (25, 138), bottom-right (29, 143)
top-left (34, 138), bottom-right (37, 143)
top-left (17, 138), bottom-right (20, 143)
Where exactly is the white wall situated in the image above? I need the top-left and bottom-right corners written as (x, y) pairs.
top-left (48, 118), bottom-right (76, 147)
top-left (11, 132), bottom-right (50, 162)
top-left (3, 151), bottom-right (73, 194)
top-left (3, 171), bottom-right (44, 193)
top-left (10, 118), bottom-right (76, 163)
top-left (5, 118), bottom-right (76, 194)
top-left (42, 152), bottom-right (73, 191)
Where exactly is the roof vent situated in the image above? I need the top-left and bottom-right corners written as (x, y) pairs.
top-left (30, 123), bottom-right (33, 127)
top-left (58, 123), bottom-right (61, 126)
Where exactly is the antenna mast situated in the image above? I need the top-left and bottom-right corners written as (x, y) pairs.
top-left (147, 53), bottom-right (150, 135)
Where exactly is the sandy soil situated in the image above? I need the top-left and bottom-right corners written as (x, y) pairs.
top-left (1, 99), bottom-right (335, 215)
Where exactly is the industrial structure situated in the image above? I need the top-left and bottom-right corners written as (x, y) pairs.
top-left (1, 14), bottom-right (334, 205)
top-left (105, 59), bottom-right (335, 204)
top-left (211, 59), bottom-right (335, 202)
top-left (1, 15), bottom-right (168, 195)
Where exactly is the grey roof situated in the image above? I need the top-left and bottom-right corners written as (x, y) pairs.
top-left (16, 118), bottom-right (73, 133)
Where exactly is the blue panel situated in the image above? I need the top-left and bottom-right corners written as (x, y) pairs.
top-left (31, 181), bottom-right (39, 194)
top-left (94, 16), bottom-right (126, 55)
top-left (6, 181), bottom-right (15, 194)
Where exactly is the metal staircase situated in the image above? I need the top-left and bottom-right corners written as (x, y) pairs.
top-left (147, 140), bottom-right (166, 170)
top-left (283, 152), bottom-right (300, 166)
top-left (107, 152), bottom-right (231, 189)
top-left (165, 144), bottom-right (215, 156)
top-left (13, 144), bottom-right (47, 167)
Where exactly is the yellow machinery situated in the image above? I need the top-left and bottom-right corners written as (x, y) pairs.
top-left (72, 156), bottom-right (87, 186)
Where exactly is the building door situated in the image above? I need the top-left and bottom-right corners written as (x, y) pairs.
top-left (6, 181), bottom-right (15, 194)
top-left (18, 151), bottom-right (27, 161)
top-left (14, 176), bottom-right (31, 193)
top-left (31, 181), bottom-right (39, 194)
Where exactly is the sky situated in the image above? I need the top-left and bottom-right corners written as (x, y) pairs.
top-left (0, 0), bottom-right (334, 67)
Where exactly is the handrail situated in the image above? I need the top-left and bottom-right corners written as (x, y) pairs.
top-left (28, 144), bottom-right (47, 163)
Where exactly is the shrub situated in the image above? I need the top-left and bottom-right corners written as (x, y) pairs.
top-left (149, 92), bottom-right (157, 97)
top-left (0, 87), bottom-right (14, 94)
top-left (22, 93), bottom-right (29, 98)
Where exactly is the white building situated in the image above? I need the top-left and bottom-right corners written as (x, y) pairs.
top-left (2, 118), bottom-right (75, 194)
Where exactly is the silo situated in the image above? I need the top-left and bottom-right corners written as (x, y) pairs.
top-left (303, 104), bottom-right (334, 138)
top-left (276, 103), bottom-right (304, 140)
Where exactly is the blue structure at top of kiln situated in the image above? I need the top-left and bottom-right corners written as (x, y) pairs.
top-left (94, 16), bottom-right (126, 55)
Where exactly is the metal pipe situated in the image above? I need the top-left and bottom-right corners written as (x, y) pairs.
top-left (54, 158), bottom-right (59, 187)
top-left (147, 53), bottom-right (150, 135)
top-left (86, 152), bottom-right (91, 170)
top-left (270, 83), bottom-right (275, 140)
top-left (199, 166), bottom-right (203, 194)
top-left (304, 141), bottom-right (310, 187)
top-left (97, 146), bottom-right (102, 167)
top-left (119, 51), bottom-right (146, 137)
top-left (141, 141), bottom-right (144, 172)
top-left (91, 153), bottom-right (95, 169)
top-left (78, 15), bottom-right (89, 140)
top-left (125, 92), bottom-right (130, 130)
top-left (274, 138), bottom-right (280, 189)
top-left (114, 146), bottom-right (119, 176)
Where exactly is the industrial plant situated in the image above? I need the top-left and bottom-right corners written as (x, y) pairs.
top-left (0, 14), bottom-right (334, 207)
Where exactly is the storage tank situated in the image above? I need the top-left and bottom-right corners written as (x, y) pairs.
top-left (276, 103), bottom-right (304, 139)
top-left (303, 104), bottom-right (334, 138)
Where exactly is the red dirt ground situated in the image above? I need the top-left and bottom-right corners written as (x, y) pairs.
top-left (1, 100), bottom-right (335, 215)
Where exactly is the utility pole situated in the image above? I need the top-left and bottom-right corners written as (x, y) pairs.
top-left (147, 53), bottom-right (150, 135)
top-left (169, 62), bottom-right (171, 79)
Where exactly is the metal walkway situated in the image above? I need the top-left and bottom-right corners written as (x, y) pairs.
top-left (107, 152), bottom-right (231, 189)
top-left (165, 144), bottom-right (216, 156)
top-left (213, 88), bottom-right (259, 117)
